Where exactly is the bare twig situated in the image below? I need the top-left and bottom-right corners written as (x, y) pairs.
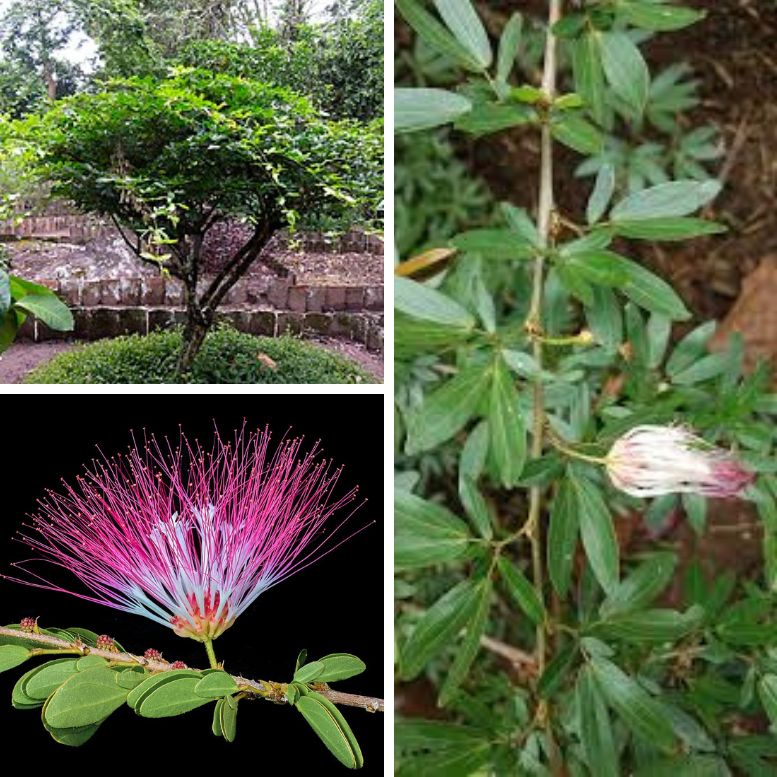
top-left (0, 626), bottom-right (384, 713)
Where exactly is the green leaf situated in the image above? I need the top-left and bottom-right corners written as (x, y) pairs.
top-left (294, 661), bottom-right (325, 684)
top-left (295, 649), bottom-right (308, 673)
top-left (220, 695), bottom-right (238, 742)
top-left (459, 476), bottom-right (493, 540)
top-left (548, 479), bottom-right (580, 596)
top-left (45, 669), bottom-right (129, 728)
top-left (599, 31), bottom-right (650, 114)
top-left (670, 352), bottom-right (729, 385)
top-left (24, 659), bottom-right (80, 700)
top-left (573, 31), bottom-right (607, 125)
top-left (116, 668), bottom-right (146, 690)
top-left (590, 655), bottom-right (677, 751)
top-left (451, 228), bottom-right (534, 259)
top-left (432, 0), bottom-right (492, 69)
top-left (395, 488), bottom-right (471, 568)
top-left (394, 278), bottom-right (475, 330)
top-left (212, 699), bottom-right (224, 737)
top-left (589, 606), bottom-right (705, 643)
top-left (455, 102), bottom-right (534, 135)
top-left (571, 476), bottom-right (619, 595)
top-left (0, 270), bottom-right (10, 316)
top-left (315, 654), bottom-right (366, 683)
top-left (587, 163), bottom-right (616, 225)
top-left (76, 655), bottom-right (108, 671)
top-left (138, 675), bottom-right (213, 718)
top-left (610, 180), bottom-right (721, 221)
top-left (13, 667), bottom-right (46, 709)
top-left (757, 674), bottom-right (777, 728)
top-left (538, 643), bottom-right (578, 698)
top-left (395, 88), bottom-right (472, 133)
top-left (577, 666), bottom-right (619, 777)
top-left (585, 286), bottom-right (622, 349)
top-left (296, 693), bottom-right (363, 769)
top-left (666, 321), bottom-right (716, 376)
top-left (405, 365), bottom-right (490, 454)
top-left (610, 217), bottom-right (726, 240)
top-left (620, 3), bottom-right (705, 31)
top-left (396, 0), bottom-right (483, 71)
top-left (401, 579), bottom-right (481, 679)
top-left (551, 114), bottom-right (603, 155)
top-left (600, 552), bottom-right (677, 617)
top-left (497, 557), bottom-right (545, 625)
top-left (194, 670), bottom-right (239, 698)
top-left (44, 720), bottom-right (101, 747)
top-left (496, 13), bottom-right (522, 83)
top-left (126, 669), bottom-right (202, 710)
top-left (501, 203), bottom-right (540, 246)
top-left (0, 644), bottom-right (31, 673)
top-left (489, 357), bottom-right (526, 487)
top-left (13, 293), bottom-right (73, 332)
top-left (439, 578), bottom-right (491, 705)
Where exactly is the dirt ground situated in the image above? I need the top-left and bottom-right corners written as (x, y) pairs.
top-left (0, 338), bottom-right (383, 384)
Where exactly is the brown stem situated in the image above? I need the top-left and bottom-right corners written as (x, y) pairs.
top-left (523, 1), bottom-right (564, 774)
top-left (0, 626), bottom-right (383, 713)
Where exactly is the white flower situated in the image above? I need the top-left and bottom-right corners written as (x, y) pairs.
top-left (605, 425), bottom-right (753, 498)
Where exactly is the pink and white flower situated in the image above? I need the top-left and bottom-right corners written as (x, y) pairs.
top-left (605, 424), bottom-right (753, 498)
top-left (7, 426), bottom-right (361, 641)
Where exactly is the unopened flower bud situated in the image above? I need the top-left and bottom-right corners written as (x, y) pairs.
top-left (19, 617), bottom-right (37, 633)
top-left (96, 634), bottom-right (118, 652)
top-left (144, 648), bottom-right (163, 660)
top-left (170, 660), bottom-right (187, 669)
top-left (606, 425), bottom-right (753, 498)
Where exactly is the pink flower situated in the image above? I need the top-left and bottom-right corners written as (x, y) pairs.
top-left (605, 424), bottom-right (753, 498)
top-left (7, 426), bottom-right (361, 641)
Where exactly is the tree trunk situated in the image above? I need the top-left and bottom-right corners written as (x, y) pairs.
top-left (177, 302), bottom-right (210, 376)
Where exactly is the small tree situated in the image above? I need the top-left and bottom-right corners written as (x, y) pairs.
top-left (20, 69), bottom-right (381, 373)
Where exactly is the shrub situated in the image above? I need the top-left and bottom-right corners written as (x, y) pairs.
top-left (24, 327), bottom-right (374, 384)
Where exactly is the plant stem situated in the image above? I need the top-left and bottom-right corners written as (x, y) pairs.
top-left (524, 1), bottom-right (564, 774)
top-left (204, 638), bottom-right (218, 669)
top-left (0, 626), bottom-right (384, 713)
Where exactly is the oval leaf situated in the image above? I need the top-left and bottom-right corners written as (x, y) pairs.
top-left (138, 676), bottom-right (213, 718)
top-left (0, 644), bottom-right (31, 673)
top-left (316, 654), bottom-right (366, 683)
top-left (296, 694), bottom-right (362, 769)
top-left (45, 669), bottom-right (129, 728)
top-left (194, 670), bottom-right (239, 698)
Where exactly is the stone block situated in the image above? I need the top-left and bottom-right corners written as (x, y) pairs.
top-left (148, 308), bottom-right (176, 332)
top-left (224, 283), bottom-right (248, 305)
top-left (276, 312), bottom-right (304, 336)
top-left (305, 287), bottom-right (326, 313)
top-left (268, 279), bottom-right (289, 309)
top-left (116, 308), bottom-right (148, 336)
top-left (243, 310), bottom-right (277, 336)
top-left (324, 286), bottom-right (347, 311)
top-left (142, 276), bottom-right (165, 305)
top-left (119, 278), bottom-right (141, 306)
top-left (345, 287), bottom-right (365, 311)
top-left (100, 279), bottom-right (122, 306)
top-left (304, 313), bottom-right (333, 335)
top-left (58, 278), bottom-right (81, 306)
top-left (164, 279), bottom-right (184, 306)
top-left (81, 280), bottom-right (102, 307)
top-left (366, 325), bottom-right (384, 353)
top-left (287, 286), bottom-right (307, 313)
top-left (364, 286), bottom-right (384, 311)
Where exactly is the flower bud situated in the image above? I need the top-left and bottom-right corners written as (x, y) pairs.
top-left (144, 648), bottom-right (163, 660)
top-left (606, 425), bottom-right (753, 498)
top-left (19, 617), bottom-right (37, 633)
top-left (96, 634), bottom-right (119, 652)
top-left (170, 660), bottom-right (187, 669)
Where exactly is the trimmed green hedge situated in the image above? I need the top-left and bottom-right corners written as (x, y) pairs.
top-left (25, 327), bottom-right (375, 384)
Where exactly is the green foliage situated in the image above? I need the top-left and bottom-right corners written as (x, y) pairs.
top-left (24, 327), bottom-right (374, 384)
top-left (394, 0), bottom-right (777, 774)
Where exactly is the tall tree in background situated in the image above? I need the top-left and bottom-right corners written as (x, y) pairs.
top-left (277, 0), bottom-right (310, 42)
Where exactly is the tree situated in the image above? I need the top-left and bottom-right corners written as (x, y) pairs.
top-left (18, 69), bottom-right (381, 373)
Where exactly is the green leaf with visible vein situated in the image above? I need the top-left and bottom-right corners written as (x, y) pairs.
top-left (432, 0), bottom-right (492, 69)
top-left (571, 475), bottom-right (619, 595)
top-left (296, 692), bottom-right (363, 769)
top-left (489, 357), bottom-right (526, 487)
top-left (548, 479), bottom-right (579, 596)
top-left (590, 655), bottom-right (677, 751)
top-left (44, 669), bottom-right (129, 728)
top-left (497, 557), bottom-right (545, 625)
top-left (0, 644), bottom-right (31, 673)
top-left (395, 88), bottom-right (472, 133)
top-left (395, 488), bottom-right (471, 568)
top-left (401, 579), bottom-right (481, 680)
top-left (406, 365), bottom-right (490, 454)
top-left (600, 31), bottom-right (650, 114)
top-left (577, 666), bottom-right (619, 777)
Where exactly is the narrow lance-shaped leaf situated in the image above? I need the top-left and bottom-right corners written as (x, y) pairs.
top-left (401, 579), bottom-right (481, 679)
top-left (497, 556), bottom-right (545, 625)
top-left (395, 88), bottom-right (472, 134)
top-left (548, 478), bottom-right (579, 597)
top-left (590, 655), bottom-right (677, 751)
top-left (496, 13), bottom-right (523, 84)
top-left (489, 356), bottom-right (526, 487)
top-left (571, 475), bottom-right (619, 595)
top-left (433, 0), bottom-right (492, 69)
top-left (296, 693), bottom-right (363, 769)
top-left (599, 31), bottom-right (650, 115)
top-left (439, 578), bottom-right (491, 705)
top-left (587, 163), bottom-right (615, 225)
top-left (395, 488), bottom-right (472, 568)
top-left (406, 365), bottom-right (490, 454)
top-left (577, 666), bottom-right (619, 777)
top-left (600, 552), bottom-right (677, 617)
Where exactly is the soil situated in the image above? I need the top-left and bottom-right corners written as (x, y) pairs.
top-left (0, 338), bottom-right (383, 384)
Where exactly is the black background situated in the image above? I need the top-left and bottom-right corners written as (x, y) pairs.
top-left (0, 395), bottom-right (384, 772)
